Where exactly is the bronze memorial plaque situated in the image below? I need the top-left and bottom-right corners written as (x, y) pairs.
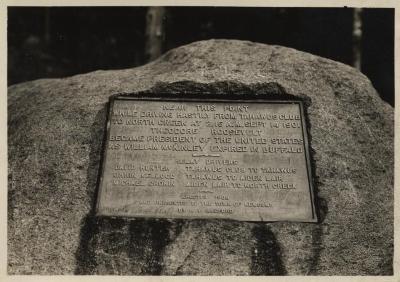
top-left (96, 97), bottom-right (317, 222)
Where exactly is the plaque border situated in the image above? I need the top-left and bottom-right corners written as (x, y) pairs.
top-left (95, 96), bottom-right (318, 223)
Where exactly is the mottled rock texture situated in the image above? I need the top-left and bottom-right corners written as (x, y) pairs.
top-left (8, 39), bottom-right (393, 275)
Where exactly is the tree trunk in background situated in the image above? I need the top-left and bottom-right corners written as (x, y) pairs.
top-left (145, 7), bottom-right (166, 62)
top-left (44, 8), bottom-right (51, 45)
top-left (352, 8), bottom-right (363, 71)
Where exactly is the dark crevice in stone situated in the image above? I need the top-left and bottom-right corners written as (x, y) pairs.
top-left (75, 105), bottom-right (108, 274)
top-left (74, 215), bottom-right (99, 274)
top-left (116, 80), bottom-right (295, 100)
top-left (250, 224), bottom-right (286, 275)
top-left (307, 225), bottom-right (324, 275)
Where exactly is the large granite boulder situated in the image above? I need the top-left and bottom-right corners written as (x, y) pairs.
top-left (8, 39), bottom-right (393, 275)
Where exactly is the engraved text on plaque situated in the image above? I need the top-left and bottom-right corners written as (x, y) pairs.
top-left (96, 97), bottom-right (317, 222)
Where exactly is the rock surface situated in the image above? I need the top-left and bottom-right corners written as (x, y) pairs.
top-left (8, 39), bottom-right (393, 275)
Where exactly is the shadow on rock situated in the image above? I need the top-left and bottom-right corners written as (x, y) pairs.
top-left (251, 224), bottom-right (286, 275)
top-left (73, 105), bottom-right (176, 274)
top-left (75, 216), bottom-right (174, 275)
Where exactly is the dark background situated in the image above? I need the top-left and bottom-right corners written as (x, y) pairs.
top-left (8, 7), bottom-right (394, 106)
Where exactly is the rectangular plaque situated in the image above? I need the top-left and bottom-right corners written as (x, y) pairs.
top-left (96, 97), bottom-right (317, 222)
